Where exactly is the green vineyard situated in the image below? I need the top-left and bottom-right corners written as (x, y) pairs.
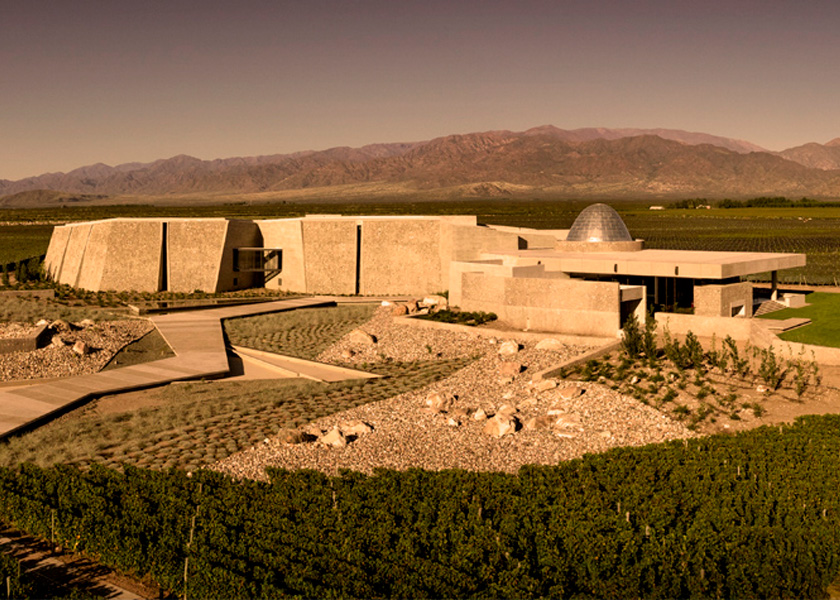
top-left (2, 414), bottom-right (840, 598)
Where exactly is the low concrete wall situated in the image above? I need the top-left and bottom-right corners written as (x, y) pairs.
top-left (0, 324), bottom-right (49, 355)
top-left (458, 270), bottom-right (622, 337)
top-left (396, 314), bottom-right (614, 346)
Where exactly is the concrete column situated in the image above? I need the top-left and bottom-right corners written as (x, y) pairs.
top-left (771, 270), bottom-right (778, 301)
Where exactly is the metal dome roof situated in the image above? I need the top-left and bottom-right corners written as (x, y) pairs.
top-left (566, 203), bottom-right (633, 243)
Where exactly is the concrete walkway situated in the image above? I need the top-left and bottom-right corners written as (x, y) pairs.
top-left (0, 296), bottom-right (335, 438)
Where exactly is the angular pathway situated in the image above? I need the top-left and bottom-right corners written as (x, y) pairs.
top-left (0, 296), bottom-right (334, 438)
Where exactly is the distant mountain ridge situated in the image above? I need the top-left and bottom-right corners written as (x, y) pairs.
top-left (2, 126), bottom-right (840, 205)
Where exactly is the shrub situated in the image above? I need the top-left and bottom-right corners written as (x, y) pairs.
top-left (620, 313), bottom-right (643, 358)
top-left (758, 347), bottom-right (785, 390)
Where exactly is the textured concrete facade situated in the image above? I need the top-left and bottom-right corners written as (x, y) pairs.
top-left (694, 281), bottom-right (754, 317)
top-left (44, 208), bottom-right (805, 339)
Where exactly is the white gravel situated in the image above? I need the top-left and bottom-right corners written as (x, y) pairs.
top-left (214, 307), bottom-right (695, 480)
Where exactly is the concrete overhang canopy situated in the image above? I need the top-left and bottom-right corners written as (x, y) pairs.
top-left (566, 203), bottom-right (633, 243)
top-left (490, 248), bottom-right (807, 280)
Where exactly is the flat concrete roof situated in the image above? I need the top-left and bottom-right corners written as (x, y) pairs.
top-left (488, 248), bottom-right (806, 280)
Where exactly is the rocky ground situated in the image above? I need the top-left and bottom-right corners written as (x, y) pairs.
top-left (0, 319), bottom-right (154, 382)
top-left (214, 306), bottom-right (695, 480)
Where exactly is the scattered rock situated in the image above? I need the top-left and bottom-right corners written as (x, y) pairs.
top-left (278, 429), bottom-right (308, 444)
top-left (422, 295), bottom-right (449, 308)
top-left (79, 319), bottom-right (96, 328)
top-left (498, 340), bottom-right (520, 356)
top-left (535, 338), bottom-right (565, 351)
top-left (340, 420), bottom-right (373, 437)
top-left (558, 385), bottom-right (585, 400)
top-left (451, 407), bottom-right (470, 419)
top-left (498, 362), bottom-right (522, 378)
top-left (524, 415), bottom-right (555, 430)
top-left (631, 375), bottom-right (640, 385)
top-left (425, 391), bottom-right (455, 413)
top-left (447, 417), bottom-right (460, 427)
top-left (483, 414), bottom-right (519, 438)
top-left (51, 336), bottom-right (67, 348)
top-left (533, 379), bottom-right (558, 392)
top-left (756, 385), bottom-right (769, 393)
top-left (340, 349), bottom-right (356, 360)
top-left (347, 329), bottom-right (377, 346)
top-left (35, 319), bottom-right (49, 327)
top-left (472, 408), bottom-right (489, 421)
top-left (50, 319), bottom-right (71, 333)
top-left (403, 301), bottom-right (419, 313)
top-left (553, 414), bottom-right (582, 430)
top-left (303, 424), bottom-right (324, 438)
top-left (498, 376), bottom-right (514, 385)
top-left (72, 341), bottom-right (89, 356)
top-left (496, 404), bottom-right (518, 418)
top-left (380, 300), bottom-right (394, 307)
top-left (318, 427), bottom-right (348, 448)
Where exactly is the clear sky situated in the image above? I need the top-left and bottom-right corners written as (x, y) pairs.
top-left (2, 0), bottom-right (840, 180)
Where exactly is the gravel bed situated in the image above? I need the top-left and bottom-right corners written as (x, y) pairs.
top-left (0, 320), bottom-right (154, 382)
top-left (214, 307), bottom-right (695, 480)
top-left (0, 323), bottom-right (40, 339)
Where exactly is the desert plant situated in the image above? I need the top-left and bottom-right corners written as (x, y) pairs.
top-left (684, 331), bottom-right (704, 372)
top-left (621, 314), bottom-right (643, 358)
top-left (758, 347), bottom-right (785, 390)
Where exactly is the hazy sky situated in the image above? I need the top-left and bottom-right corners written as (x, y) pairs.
top-left (2, 0), bottom-right (840, 180)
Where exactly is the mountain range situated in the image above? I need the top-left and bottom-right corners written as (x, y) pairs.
top-left (3, 126), bottom-right (840, 207)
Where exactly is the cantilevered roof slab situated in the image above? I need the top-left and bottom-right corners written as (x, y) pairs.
top-left (487, 248), bottom-right (806, 280)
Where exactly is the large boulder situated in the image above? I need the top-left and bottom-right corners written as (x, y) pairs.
top-left (340, 420), bottom-right (373, 437)
top-left (483, 414), bottom-right (519, 438)
top-left (347, 329), bottom-right (377, 346)
top-left (498, 362), bottom-right (522, 378)
top-left (536, 338), bottom-right (566, 352)
top-left (391, 304), bottom-right (409, 317)
top-left (318, 427), bottom-right (348, 448)
top-left (425, 391), bottom-right (455, 413)
top-left (498, 340), bottom-right (520, 356)
top-left (558, 385), bottom-right (585, 400)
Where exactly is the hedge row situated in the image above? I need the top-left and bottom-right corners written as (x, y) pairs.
top-left (2, 415), bottom-right (840, 598)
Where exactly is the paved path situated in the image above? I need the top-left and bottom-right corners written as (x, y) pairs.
top-left (0, 296), bottom-right (334, 438)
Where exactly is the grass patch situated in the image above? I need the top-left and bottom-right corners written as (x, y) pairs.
top-left (0, 295), bottom-right (122, 323)
top-left (758, 292), bottom-right (840, 348)
top-left (101, 328), bottom-right (175, 371)
top-left (0, 358), bottom-right (471, 472)
top-left (223, 304), bottom-right (377, 359)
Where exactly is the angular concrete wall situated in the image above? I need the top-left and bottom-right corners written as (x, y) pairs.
top-left (302, 220), bottom-right (358, 294)
top-left (219, 219), bottom-right (262, 292)
top-left (258, 220), bottom-right (306, 291)
top-left (360, 219), bottom-right (442, 295)
top-left (75, 222), bottom-right (110, 291)
top-left (167, 220), bottom-right (229, 293)
top-left (98, 220), bottom-right (163, 292)
top-left (57, 223), bottom-right (94, 287)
